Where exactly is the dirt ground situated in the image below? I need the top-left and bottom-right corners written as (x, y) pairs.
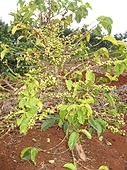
top-left (0, 72), bottom-right (127, 170)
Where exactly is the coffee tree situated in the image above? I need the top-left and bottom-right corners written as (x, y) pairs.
top-left (1, 0), bottom-right (127, 169)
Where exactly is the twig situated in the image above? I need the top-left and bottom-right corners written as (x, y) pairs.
top-left (77, 161), bottom-right (92, 170)
top-left (64, 62), bottom-right (84, 78)
top-left (71, 150), bottom-right (77, 167)
top-left (40, 135), bottom-right (67, 154)
top-left (1, 80), bottom-right (15, 91)
top-left (49, 148), bottom-right (70, 155)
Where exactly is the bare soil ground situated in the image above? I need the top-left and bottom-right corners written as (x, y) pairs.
top-left (0, 72), bottom-right (127, 170)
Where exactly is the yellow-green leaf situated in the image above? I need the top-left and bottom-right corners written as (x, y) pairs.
top-left (86, 32), bottom-right (90, 42)
top-left (103, 35), bottom-right (118, 46)
top-left (37, 100), bottom-right (43, 112)
top-left (1, 48), bottom-right (8, 60)
top-left (65, 79), bottom-right (73, 91)
top-left (18, 35), bottom-right (24, 40)
top-left (114, 62), bottom-right (126, 76)
top-left (86, 70), bottom-right (95, 84)
top-left (79, 129), bottom-right (92, 139)
top-left (12, 26), bottom-right (18, 35)
top-left (98, 165), bottom-right (109, 170)
top-left (63, 163), bottom-right (77, 170)
top-left (85, 103), bottom-right (92, 118)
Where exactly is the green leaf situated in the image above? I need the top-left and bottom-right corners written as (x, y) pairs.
top-left (19, 97), bottom-right (27, 108)
top-left (68, 114), bottom-right (73, 124)
top-left (66, 14), bottom-right (73, 25)
top-left (75, 12), bottom-right (81, 23)
top-left (67, 104), bottom-right (77, 112)
top-left (78, 4), bottom-right (88, 19)
top-left (77, 109), bottom-right (84, 124)
top-left (21, 147), bottom-right (31, 160)
top-left (96, 122), bottom-right (103, 137)
top-left (86, 70), bottom-right (95, 84)
top-left (27, 106), bottom-right (38, 115)
top-left (63, 121), bottom-right (68, 133)
top-left (105, 73), bottom-right (118, 82)
top-left (72, 114), bottom-right (80, 130)
top-left (85, 2), bottom-right (92, 10)
top-left (68, 2), bottom-right (76, 12)
top-left (78, 96), bottom-right (94, 104)
top-left (93, 25), bottom-right (102, 36)
top-left (65, 79), bottom-right (73, 91)
top-left (105, 93), bottom-right (115, 107)
top-left (51, 1), bottom-right (58, 12)
top-left (17, 114), bottom-right (25, 126)
top-left (21, 147), bottom-right (40, 165)
top-left (103, 35), bottom-right (117, 46)
top-left (88, 116), bottom-right (97, 130)
top-left (17, 0), bottom-right (25, 7)
top-left (59, 105), bottom-right (68, 110)
top-left (108, 109), bottom-right (117, 116)
top-left (74, 70), bottom-right (82, 80)
top-left (67, 97), bottom-right (75, 103)
top-left (85, 97), bottom-right (94, 104)
top-left (85, 103), bottom-right (92, 118)
top-left (35, 0), bottom-right (44, 6)
top-left (72, 82), bottom-right (79, 98)
top-left (59, 109), bottom-right (67, 122)
top-left (36, 38), bottom-right (44, 46)
top-left (41, 118), bottom-right (55, 131)
top-left (22, 90), bottom-right (29, 97)
top-left (37, 100), bottom-right (43, 111)
top-left (89, 117), bottom-right (106, 136)
top-left (29, 97), bottom-right (39, 107)
top-left (123, 59), bottom-right (127, 67)
top-left (20, 118), bottom-right (29, 135)
top-left (96, 118), bottom-right (107, 132)
top-left (98, 47), bottom-right (109, 57)
top-left (63, 163), bottom-right (77, 170)
top-left (117, 40), bottom-right (127, 46)
top-left (68, 132), bottom-right (78, 150)
top-left (31, 147), bottom-right (39, 165)
top-left (97, 16), bottom-right (113, 35)
top-left (114, 62), bottom-right (126, 76)
top-left (79, 129), bottom-right (92, 139)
